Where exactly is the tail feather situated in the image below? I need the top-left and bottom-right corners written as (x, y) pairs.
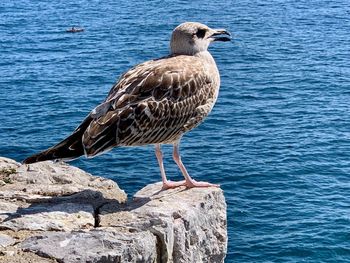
top-left (23, 115), bottom-right (92, 164)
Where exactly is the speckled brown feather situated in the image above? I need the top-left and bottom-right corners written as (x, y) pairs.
top-left (82, 55), bottom-right (219, 157)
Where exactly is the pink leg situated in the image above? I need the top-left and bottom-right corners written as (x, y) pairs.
top-left (172, 141), bottom-right (219, 188)
top-left (155, 144), bottom-right (186, 190)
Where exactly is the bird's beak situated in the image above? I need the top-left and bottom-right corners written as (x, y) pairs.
top-left (209, 29), bottom-right (231, 42)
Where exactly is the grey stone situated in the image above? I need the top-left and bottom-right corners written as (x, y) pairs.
top-left (0, 157), bottom-right (127, 206)
top-left (0, 158), bottom-right (127, 233)
top-left (0, 234), bottom-right (15, 247)
top-left (0, 202), bottom-right (94, 231)
top-left (0, 201), bottom-right (19, 222)
top-left (22, 228), bottom-right (158, 263)
top-left (100, 182), bottom-right (227, 263)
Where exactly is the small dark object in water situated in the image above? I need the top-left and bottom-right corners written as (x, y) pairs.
top-left (66, 27), bottom-right (84, 33)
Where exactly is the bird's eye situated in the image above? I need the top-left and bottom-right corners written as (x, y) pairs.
top-left (195, 29), bottom-right (206, 39)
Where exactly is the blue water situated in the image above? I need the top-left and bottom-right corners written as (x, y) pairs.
top-left (1, 0), bottom-right (350, 262)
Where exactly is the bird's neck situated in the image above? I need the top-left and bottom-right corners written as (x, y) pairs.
top-left (195, 51), bottom-right (220, 82)
top-left (195, 51), bottom-right (216, 65)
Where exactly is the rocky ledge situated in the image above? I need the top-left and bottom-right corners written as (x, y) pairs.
top-left (0, 157), bottom-right (227, 263)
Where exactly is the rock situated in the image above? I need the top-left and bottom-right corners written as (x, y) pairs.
top-left (0, 158), bottom-right (127, 232)
top-left (0, 157), bottom-right (227, 262)
top-left (0, 249), bottom-right (55, 263)
top-left (100, 182), bottom-right (227, 263)
top-left (0, 202), bottom-right (94, 231)
top-left (0, 201), bottom-right (18, 223)
top-left (0, 234), bottom-right (15, 248)
top-left (22, 228), bottom-right (158, 263)
top-left (0, 157), bottom-right (127, 205)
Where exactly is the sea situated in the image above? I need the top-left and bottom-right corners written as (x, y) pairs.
top-left (1, 0), bottom-right (350, 262)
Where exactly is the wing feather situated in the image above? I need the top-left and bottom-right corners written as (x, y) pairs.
top-left (82, 55), bottom-right (215, 157)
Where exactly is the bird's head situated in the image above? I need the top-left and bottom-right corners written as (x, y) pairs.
top-left (170, 22), bottom-right (231, 56)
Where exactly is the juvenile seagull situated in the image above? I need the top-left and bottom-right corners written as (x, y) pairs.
top-left (23, 22), bottom-right (230, 189)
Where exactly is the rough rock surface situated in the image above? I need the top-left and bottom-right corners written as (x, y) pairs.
top-left (22, 228), bottom-right (158, 263)
top-left (100, 183), bottom-right (227, 263)
top-left (0, 157), bottom-right (227, 262)
top-left (0, 233), bottom-right (15, 248)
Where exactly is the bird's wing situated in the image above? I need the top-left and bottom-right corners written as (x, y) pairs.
top-left (82, 55), bottom-right (214, 156)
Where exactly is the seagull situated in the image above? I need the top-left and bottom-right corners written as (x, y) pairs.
top-left (23, 22), bottom-right (231, 189)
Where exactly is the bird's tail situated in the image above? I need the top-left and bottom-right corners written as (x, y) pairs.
top-left (23, 115), bottom-right (93, 164)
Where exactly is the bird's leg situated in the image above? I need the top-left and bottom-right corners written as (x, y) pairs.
top-left (155, 144), bottom-right (186, 190)
top-left (172, 141), bottom-right (219, 188)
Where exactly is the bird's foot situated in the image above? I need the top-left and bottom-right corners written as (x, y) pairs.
top-left (185, 179), bottom-right (220, 188)
top-left (161, 179), bottom-right (220, 190)
top-left (162, 180), bottom-right (186, 190)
